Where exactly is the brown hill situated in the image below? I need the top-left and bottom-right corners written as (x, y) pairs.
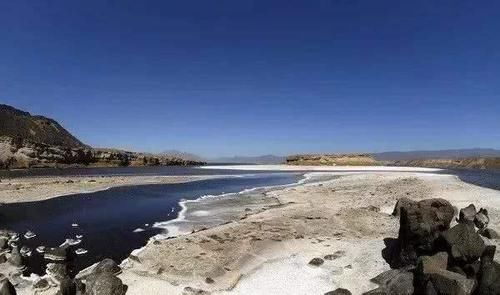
top-left (393, 158), bottom-right (500, 169)
top-left (0, 104), bottom-right (204, 169)
top-left (286, 154), bottom-right (380, 166)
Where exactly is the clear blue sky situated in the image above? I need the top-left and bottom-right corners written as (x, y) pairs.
top-left (1, 1), bottom-right (499, 157)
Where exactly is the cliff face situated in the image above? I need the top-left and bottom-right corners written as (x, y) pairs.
top-left (286, 154), bottom-right (379, 166)
top-left (0, 104), bottom-right (204, 169)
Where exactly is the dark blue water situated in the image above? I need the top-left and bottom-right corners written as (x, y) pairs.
top-left (0, 173), bottom-right (302, 275)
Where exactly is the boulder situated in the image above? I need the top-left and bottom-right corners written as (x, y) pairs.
top-left (7, 246), bottom-right (23, 268)
top-left (392, 197), bottom-right (414, 217)
top-left (46, 263), bottom-right (68, 282)
top-left (477, 260), bottom-right (500, 295)
top-left (370, 268), bottom-right (414, 295)
top-left (85, 272), bottom-right (126, 295)
top-left (0, 278), bottom-right (16, 295)
top-left (459, 204), bottom-right (477, 224)
top-left (325, 288), bottom-right (352, 295)
top-left (415, 252), bottom-right (449, 292)
top-left (479, 228), bottom-right (500, 240)
top-left (474, 209), bottom-right (490, 230)
top-left (182, 287), bottom-right (210, 295)
top-left (397, 198), bottom-right (455, 265)
top-left (428, 269), bottom-right (476, 295)
top-left (442, 223), bottom-right (486, 265)
top-left (58, 277), bottom-right (76, 295)
top-left (93, 258), bottom-right (121, 275)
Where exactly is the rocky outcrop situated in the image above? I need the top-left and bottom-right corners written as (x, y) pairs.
top-left (286, 154), bottom-right (379, 166)
top-left (369, 200), bottom-right (500, 295)
top-left (0, 104), bottom-right (205, 169)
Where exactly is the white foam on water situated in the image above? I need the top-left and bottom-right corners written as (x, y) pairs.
top-left (133, 228), bottom-right (145, 233)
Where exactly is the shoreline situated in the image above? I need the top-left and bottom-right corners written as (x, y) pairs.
top-left (118, 168), bottom-right (500, 294)
top-left (2, 166), bottom-right (500, 294)
top-left (0, 174), bottom-right (232, 204)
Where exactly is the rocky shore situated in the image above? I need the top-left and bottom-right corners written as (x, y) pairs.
top-left (0, 167), bottom-right (499, 294)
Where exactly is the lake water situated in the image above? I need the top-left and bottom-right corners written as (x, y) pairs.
top-left (0, 171), bottom-right (303, 276)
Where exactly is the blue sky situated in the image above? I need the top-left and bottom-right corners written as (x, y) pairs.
top-left (1, 1), bottom-right (499, 157)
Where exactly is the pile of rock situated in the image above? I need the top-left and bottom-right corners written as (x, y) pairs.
top-left (366, 199), bottom-right (500, 295)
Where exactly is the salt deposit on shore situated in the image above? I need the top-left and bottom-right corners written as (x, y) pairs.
top-left (119, 167), bottom-right (500, 295)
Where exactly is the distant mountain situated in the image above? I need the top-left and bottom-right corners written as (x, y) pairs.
top-left (160, 150), bottom-right (205, 162)
top-left (209, 155), bottom-right (286, 164)
top-left (374, 148), bottom-right (500, 161)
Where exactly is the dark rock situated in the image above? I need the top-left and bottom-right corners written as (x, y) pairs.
top-left (7, 246), bottom-right (23, 268)
top-left (396, 198), bottom-right (455, 266)
top-left (205, 277), bottom-right (214, 284)
top-left (362, 288), bottom-right (387, 295)
top-left (428, 269), bottom-right (476, 295)
top-left (325, 288), bottom-right (352, 295)
top-left (308, 257), bottom-right (324, 266)
top-left (46, 263), bottom-right (68, 282)
top-left (463, 261), bottom-right (481, 278)
top-left (442, 223), bottom-right (485, 265)
top-left (474, 209), bottom-right (489, 230)
top-left (479, 228), bottom-right (500, 240)
top-left (477, 260), bottom-right (500, 295)
top-left (75, 279), bottom-right (85, 295)
top-left (481, 238), bottom-right (496, 263)
top-left (182, 286), bottom-right (210, 295)
top-left (85, 272), bottom-right (127, 295)
top-left (392, 197), bottom-right (414, 217)
top-left (459, 204), bottom-right (477, 224)
top-left (0, 254), bottom-right (6, 264)
top-left (57, 277), bottom-right (76, 295)
top-left (370, 268), bottom-right (414, 295)
top-left (415, 251), bottom-right (449, 291)
top-left (33, 278), bottom-right (50, 290)
top-left (0, 238), bottom-right (7, 249)
top-left (93, 258), bottom-right (121, 275)
top-left (0, 278), bottom-right (16, 295)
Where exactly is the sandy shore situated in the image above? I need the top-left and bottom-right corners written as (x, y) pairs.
top-left (0, 174), bottom-right (225, 203)
top-left (118, 167), bottom-right (500, 295)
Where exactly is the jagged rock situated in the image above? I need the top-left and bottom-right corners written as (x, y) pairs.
top-left (474, 209), bottom-right (489, 230)
top-left (0, 237), bottom-right (7, 249)
top-left (370, 268), bottom-right (414, 295)
top-left (93, 258), bottom-right (121, 275)
top-left (415, 251), bottom-right (449, 290)
top-left (7, 246), bottom-right (23, 268)
top-left (85, 272), bottom-right (126, 295)
top-left (459, 204), bottom-right (477, 224)
top-left (362, 288), bottom-right (387, 295)
top-left (308, 257), bottom-right (324, 266)
top-left (392, 197), bottom-right (414, 217)
top-left (428, 269), bottom-right (476, 295)
top-left (442, 223), bottom-right (486, 265)
top-left (182, 287), bottom-right (210, 295)
top-left (46, 263), bottom-right (68, 282)
top-left (477, 260), bottom-right (500, 295)
top-left (57, 277), bottom-right (76, 295)
top-left (481, 238), bottom-right (496, 263)
top-left (479, 228), bottom-right (500, 240)
top-left (0, 254), bottom-right (6, 264)
top-left (397, 198), bottom-right (455, 266)
top-left (0, 278), bottom-right (16, 295)
top-left (325, 288), bottom-right (352, 295)
top-left (33, 278), bottom-right (50, 291)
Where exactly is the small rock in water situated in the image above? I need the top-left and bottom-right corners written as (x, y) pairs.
top-left (76, 234), bottom-right (83, 239)
top-left (20, 246), bottom-right (32, 257)
top-left (75, 248), bottom-right (88, 255)
top-left (133, 228), bottom-right (145, 233)
top-left (44, 247), bottom-right (68, 261)
top-left (24, 230), bottom-right (36, 239)
top-left (308, 257), bottom-right (324, 266)
top-left (36, 246), bottom-right (46, 253)
top-left (72, 223), bottom-right (79, 228)
top-left (60, 238), bottom-right (81, 247)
